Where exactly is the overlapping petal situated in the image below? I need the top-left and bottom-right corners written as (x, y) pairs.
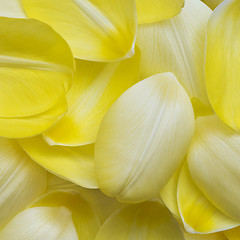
top-left (224, 227), bottom-right (240, 240)
top-left (44, 48), bottom-right (140, 146)
top-left (95, 73), bottom-right (195, 202)
top-left (21, 0), bottom-right (137, 61)
top-left (0, 17), bottom-right (74, 138)
top-left (184, 232), bottom-right (228, 240)
top-left (18, 136), bottom-right (98, 188)
top-left (95, 201), bottom-right (184, 240)
top-left (137, 0), bottom-right (212, 108)
top-left (136, 0), bottom-right (184, 24)
top-left (188, 115), bottom-right (240, 220)
top-left (0, 0), bottom-right (26, 18)
top-left (201, 0), bottom-right (224, 10)
top-left (205, 0), bottom-right (240, 130)
top-left (0, 138), bottom-right (47, 229)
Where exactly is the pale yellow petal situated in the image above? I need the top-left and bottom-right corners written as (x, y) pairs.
top-left (178, 163), bottom-right (239, 234)
top-left (136, 0), bottom-right (184, 24)
top-left (188, 115), bottom-right (240, 220)
top-left (0, 206), bottom-right (78, 240)
top-left (22, 0), bottom-right (137, 61)
top-left (205, 0), bottom-right (240, 130)
top-left (224, 227), bottom-right (240, 240)
top-left (95, 73), bottom-right (195, 202)
top-left (18, 136), bottom-right (98, 188)
top-left (95, 201), bottom-right (184, 240)
top-left (184, 232), bottom-right (228, 240)
top-left (201, 0), bottom-right (224, 10)
top-left (44, 48), bottom-right (140, 146)
top-left (0, 138), bottom-right (47, 229)
top-left (137, 0), bottom-right (211, 108)
top-left (0, 0), bottom-right (26, 18)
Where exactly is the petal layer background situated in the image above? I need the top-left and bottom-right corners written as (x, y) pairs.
top-left (44, 49), bottom-right (140, 146)
top-left (137, 0), bottom-right (211, 107)
top-left (205, 0), bottom-right (240, 130)
top-left (95, 73), bottom-right (195, 202)
top-left (0, 0), bottom-right (26, 18)
top-left (21, 0), bottom-right (137, 61)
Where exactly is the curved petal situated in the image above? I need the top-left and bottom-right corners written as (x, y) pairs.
top-left (205, 0), bottom-right (240, 130)
top-left (95, 73), bottom-right (195, 202)
top-left (18, 136), bottom-right (98, 188)
top-left (0, 138), bottom-right (47, 229)
top-left (224, 227), bottom-right (240, 240)
top-left (44, 48), bottom-right (140, 146)
top-left (95, 201), bottom-right (184, 240)
top-left (178, 163), bottom-right (239, 234)
top-left (184, 232), bottom-right (228, 240)
top-left (136, 0), bottom-right (184, 24)
top-left (0, 0), bottom-right (26, 18)
top-left (136, 0), bottom-right (212, 108)
top-left (201, 0), bottom-right (224, 10)
top-left (188, 115), bottom-right (240, 220)
top-left (21, 0), bottom-right (137, 61)
top-left (0, 17), bottom-right (74, 137)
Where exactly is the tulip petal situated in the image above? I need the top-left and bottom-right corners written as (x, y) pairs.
top-left (137, 0), bottom-right (211, 107)
top-left (0, 0), bottom-right (26, 18)
top-left (201, 0), bottom-right (224, 10)
top-left (136, 0), bottom-right (184, 24)
top-left (0, 138), bottom-right (47, 229)
top-left (184, 232), bottom-right (228, 240)
top-left (178, 163), bottom-right (239, 234)
top-left (21, 0), bottom-right (137, 61)
top-left (224, 227), bottom-right (240, 240)
top-left (95, 73), bottom-right (195, 202)
top-left (95, 201), bottom-right (184, 240)
top-left (44, 48), bottom-right (140, 146)
top-left (0, 206), bottom-right (79, 240)
top-left (0, 17), bottom-right (74, 137)
top-left (188, 115), bottom-right (240, 220)
top-left (205, 0), bottom-right (240, 130)
top-left (18, 136), bottom-right (98, 188)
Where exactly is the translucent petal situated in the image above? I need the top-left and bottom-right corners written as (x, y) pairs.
top-left (18, 136), bottom-right (98, 188)
top-left (137, 0), bottom-right (211, 107)
top-left (188, 115), bottom-right (240, 220)
top-left (205, 0), bottom-right (240, 130)
top-left (0, 0), bottom-right (26, 18)
top-left (0, 206), bottom-right (79, 240)
top-left (178, 163), bottom-right (239, 234)
top-left (0, 17), bottom-right (74, 137)
top-left (0, 138), bottom-right (47, 229)
top-left (224, 227), bottom-right (240, 240)
top-left (44, 48), bottom-right (140, 146)
top-left (21, 0), bottom-right (137, 61)
top-left (136, 0), bottom-right (184, 24)
top-left (201, 0), bottom-right (224, 10)
top-left (184, 232), bottom-right (228, 240)
top-left (95, 201), bottom-right (184, 240)
top-left (95, 73), bottom-right (195, 202)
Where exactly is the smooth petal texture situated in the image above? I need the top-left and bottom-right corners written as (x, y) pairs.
top-left (44, 49), bottom-right (140, 146)
top-left (135, 0), bottom-right (184, 24)
top-left (21, 0), bottom-right (137, 61)
top-left (47, 173), bottom-right (126, 223)
top-left (0, 206), bottom-right (79, 240)
top-left (188, 115), bottom-right (240, 220)
top-left (205, 0), bottom-right (240, 130)
top-left (137, 0), bottom-right (211, 107)
top-left (184, 232), bottom-right (228, 240)
top-left (30, 191), bottom-right (101, 240)
top-left (178, 163), bottom-right (239, 234)
top-left (0, 0), bottom-right (26, 18)
top-left (224, 227), bottom-right (240, 240)
top-left (0, 17), bottom-right (74, 138)
top-left (0, 138), bottom-right (47, 229)
top-left (95, 73), bottom-right (195, 202)
top-left (95, 201), bottom-right (184, 240)
top-left (18, 136), bottom-right (98, 188)
top-left (201, 0), bottom-right (224, 10)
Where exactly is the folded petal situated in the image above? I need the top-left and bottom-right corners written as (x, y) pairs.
top-left (18, 136), bottom-right (98, 188)
top-left (95, 201), bottom-right (184, 240)
top-left (0, 17), bottom-right (74, 137)
top-left (44, 48), bottom-right (140, 146)
top-left (136, 0), bottom-right (184, 24)
top-left (205, 0), bottom-right (240, 130)
top-left (188, 115), bottom-right (240, 220)
top-left (224, 227), bottom-right (240, 240)
top-left (184, 232), bottom-right (228, 240)
top-left (201, 0), bottom-right (224, 10)
top-left (178, 163), bottom-right (239, 234)
top-left (21, 0), bottom-right (137, 61)
top-left (0, 0), bottom-right (26, 18)
top-left (95, 73), bottom-right (195, 202)
top-left (137, 0), bottom-right (211, 108)
top-left (0, 138), bottom-right (47, 229)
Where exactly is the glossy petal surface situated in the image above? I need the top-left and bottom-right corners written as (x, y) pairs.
top-left (95, 73), bottom-right (195, 202)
